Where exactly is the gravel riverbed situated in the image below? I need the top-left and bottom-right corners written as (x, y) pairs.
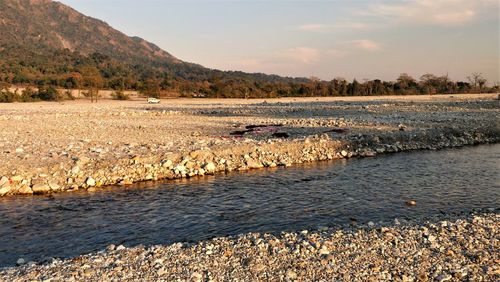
top-left (0, 94), bottom-right (498, 197)
top-left (1, 213), bottom-right (498, 281)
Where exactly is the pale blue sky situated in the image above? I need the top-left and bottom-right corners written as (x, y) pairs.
top-left (58, 0), bottom-right (499, 82)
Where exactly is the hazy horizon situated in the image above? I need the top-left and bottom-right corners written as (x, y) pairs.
top-left (58, 0), bottom-right (499, 83)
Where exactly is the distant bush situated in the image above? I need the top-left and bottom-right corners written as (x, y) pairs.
top-left (111, 90), bottom-right (130, 100)
top-left (37, 86), bottom-right (60, 101)
top-left (0, 88), bottom-right (16, 103)
top-left (19, 87), bottom-right (39, 102)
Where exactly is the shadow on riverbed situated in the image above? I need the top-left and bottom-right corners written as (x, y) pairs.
top-left (0, 144), bottom-right (499, 267)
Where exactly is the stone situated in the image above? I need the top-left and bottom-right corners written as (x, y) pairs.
top-left (174, 165), bottom-right (186, 174)
top-left (340, 150), bottom-right (348, 157)
top-left (191, 272), bottom-right (203, 282)
top-left (162, 160), bottom-right (173, 168)
top-left (0, 176), bottom-right (8, 187)
top-left (204, 162), bottom-right (216, 173)
top-left (32, 183), bottom-right (51, 194)
top-left (48, 182), bottom-right (60, 191)
top-left (436, 273), bottom-right (452, 282)
top-left (71, 166), bottom-right (80, 175)
top-left (86, 177), bottom-right (96, 187)
top-left (18, 186), bottom-right (33, 195)
top-left (0, 185), bottom-right (11, 196)
top-left (116, 245), bottom-right (126, 251)
top-left (10, 175), bottom-right (23, 182)
top-left (406, 200), bottom-right (417, 206)
top-left (286, 270), bottom-right (298, 280)
top-left (246, 159), bottom-right (263, 169)
top-left (16, 258), bottom-right (25, 266)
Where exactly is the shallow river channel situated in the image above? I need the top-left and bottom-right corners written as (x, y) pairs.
top-left (0, 144), bottom-right (498, 267)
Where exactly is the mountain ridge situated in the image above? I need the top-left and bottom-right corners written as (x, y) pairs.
top-left (0, 0), bottom-right (182, 66)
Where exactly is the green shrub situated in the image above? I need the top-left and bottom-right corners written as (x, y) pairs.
top-left (112, 90), bottom-right (130, 100)
top-left (37, 86), bottom-right (60, 101)
top-left (19, 87), bottom-right (39, 102)
top-left (0, 89), bottom-right (17, 102)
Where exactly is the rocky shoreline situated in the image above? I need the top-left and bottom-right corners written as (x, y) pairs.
top-left (0, 95), bottom-right (499, 197)
top-left (1, 213), bottom-right (498, 281)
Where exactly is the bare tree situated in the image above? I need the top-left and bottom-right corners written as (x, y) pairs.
top-left (467, 72), bottom-right (487, 93)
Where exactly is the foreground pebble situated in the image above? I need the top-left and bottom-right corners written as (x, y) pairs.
top-left (1, 214), bottom-right (498, 281)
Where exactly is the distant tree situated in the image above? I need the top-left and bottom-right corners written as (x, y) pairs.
top-left (80, 66), bottom-right (103, 102)
top-left (467, 72), bottom-right (487, 93)
top-left (142, 77), bottom-right (161, 98)
top-left (420, 74), bottom-right (439, 94)
top-left (65, 72), bottom-right (82, 97)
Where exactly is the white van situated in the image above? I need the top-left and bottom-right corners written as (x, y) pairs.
top-left (147, 97), bottom-right (160, 104)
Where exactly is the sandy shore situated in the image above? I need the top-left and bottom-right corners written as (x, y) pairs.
top-left (1, 213), bottom-right (498, 281)
top-left (0, 94), bottom-right (499, 197)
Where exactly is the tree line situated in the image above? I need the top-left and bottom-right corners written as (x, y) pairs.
top-left (0, 45), bottom-right (497, 101)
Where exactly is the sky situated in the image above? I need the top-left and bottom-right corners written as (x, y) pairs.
top-left (58, 0), bottom-right (499, 83)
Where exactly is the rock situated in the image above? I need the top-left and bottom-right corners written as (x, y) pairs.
top-left (406, 200), bottom-right (417, 206)
top-left (286, 270), bottom-right (298, 280)
top-left (16, 258), bottom-right (25, 266)
top-left (71, 166), bottom-right (80, 175)
top-left (0, 185), bottom-right (11, 196)
top-left (116, 245), bottom-right (126, 251)
top-left (246, 159), bottom-right (263, 169)
top-left (162, 160), bottom-right (173, 168)
top-left (340, 150), bottom-right (348, 157)
top-left (0, 176), bottom-right (8, 187)
top-left (319, 246), bottom-right (330, 255)
top-left (32, 183), bottom-right (51, 194)
top-left (18, 186), bottom-right (33, 195)
top-left (436, 273), bottom-right (452, 282)
top-left (48, 182), bottom-right (60, 191)
top-left (86, 177), bottom-right (96, 187)
top-left (204, 162), bottom-right (216, 173)
top-left (191, 272), bottom-right (203, 282)
top-left (10, 175), bottom-right (23, 182)
top-left (106, 244), bottom-right (116, 252)
top-left (174, 165), bottom-right (186, 174)
top-left (119, 179), bottom-right (133, 185)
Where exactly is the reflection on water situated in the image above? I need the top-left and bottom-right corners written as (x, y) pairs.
top-left (0, 144), bottom-right (499, 266)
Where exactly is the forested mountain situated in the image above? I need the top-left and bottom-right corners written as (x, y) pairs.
top-left (0, 0), bottom-right (496, 100)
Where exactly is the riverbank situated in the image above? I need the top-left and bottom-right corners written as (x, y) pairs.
top-left (0, 94), bottom-right (499, 197)
top-left (1, 213), bottom-right (498, 281)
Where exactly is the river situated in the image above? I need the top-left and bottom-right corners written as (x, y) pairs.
top-left (0, 144), bottom-right (498, 267)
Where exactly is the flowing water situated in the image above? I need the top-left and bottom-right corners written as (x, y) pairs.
top-left (0, 144), bottom-right (499, 267)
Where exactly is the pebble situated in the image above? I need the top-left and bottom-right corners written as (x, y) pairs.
top-left (0, 214), bottom-right (498, 281)
top-left (16, 258), bottom-right (25, 266)
top-left (32, 183), bottom-right (51, 193)
top-left (85, 177), bottom-right (96, 187)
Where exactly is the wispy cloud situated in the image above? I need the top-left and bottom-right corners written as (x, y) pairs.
top-left (326, 49), bottom-right (350, 58)
top-left (275, 47), bottom-right (320, 64)
top-left (297, 22), bottom-right (371, 33)
top-left (368, 0), bottom-right (497, 26)
top-left (348, 40), bottom-right (381, 51)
